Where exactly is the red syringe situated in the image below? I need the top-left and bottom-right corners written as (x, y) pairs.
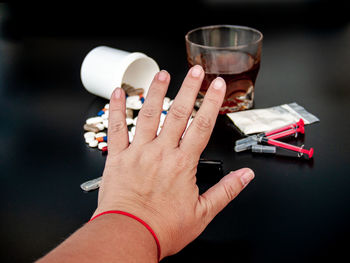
top-left (267, 125), bottom-right (305, 140)
top-left (261, 137), bottom-right (314, 158)
top-left (235, 119), bottom-right (305, 146)
top-left (265, 119), bottom-right (304, 137)
top-left (235, 121), bottom-right (305, 152)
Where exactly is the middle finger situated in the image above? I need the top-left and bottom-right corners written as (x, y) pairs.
top-left (158, 65), bottom-right (204, 147)
top-left (133, 70), bottom-right (170, 144)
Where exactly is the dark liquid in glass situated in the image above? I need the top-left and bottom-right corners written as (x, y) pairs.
top-left (189, 51), bottom-right (260, 114)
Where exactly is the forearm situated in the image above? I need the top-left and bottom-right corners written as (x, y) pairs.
top-left (37, 214), bottom-right (158, 263)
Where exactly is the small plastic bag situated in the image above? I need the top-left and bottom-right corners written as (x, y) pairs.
top-left (227, 102), bottom-right (319, 135)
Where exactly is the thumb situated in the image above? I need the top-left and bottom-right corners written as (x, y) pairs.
top-left (198, 168), bottom-right (254, 224)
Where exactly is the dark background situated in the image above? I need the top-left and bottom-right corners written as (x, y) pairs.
top-left (1, 1), bottom-right (349, 262)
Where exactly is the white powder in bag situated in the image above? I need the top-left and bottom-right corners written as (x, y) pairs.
top-left (227, 102), bottom-right (319, 135)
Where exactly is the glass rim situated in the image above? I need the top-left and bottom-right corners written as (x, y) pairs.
top-left (185, 24), bottom-right (263, 50)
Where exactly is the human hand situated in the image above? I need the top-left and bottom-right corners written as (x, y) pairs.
top-left (93, 65), bottom-right (254, 259)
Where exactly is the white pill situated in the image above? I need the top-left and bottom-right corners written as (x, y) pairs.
top-left (126, 97), bottom-right (138, 108)
top-left (85, 137), bottom-right (95, 144)
top-left (182, 118), bottom-right (193, 139)
top-left (159, 113), bottom-right (166, 126)
top-left (127, 100), bottom-right (143, 110)
top-left (163, 102), bottom-right (170, 111)
top-left (157, 127), bottom-right (162, 136)
top-left (96, 123), bottom-right (105, 131)
top-left (128, 131), bottom-right (134, 143)
top-left (98, 142), bottom-right (108, 150)
top-left (131, 126), bottom-right (136, 136)
top-left (133, 116), bottom-right (138, 126)
top-left (104, 103), bottom-right (109, 109)
top-left (126, 95), bottom-right (140, 103)
top-left (88, 140), bottom-right (98, 147)
top-left (126, 96), bottom-right (142, 110)
top-left (84, 132), bottom-right (96, 139)
top-left (163, 97), bottom-right (171, 110)
top-left (86, 117), bottom-right (103, 125)
top-left (126, 118), bottom-right (133, 126)
top-left (125, 101), bottom-right (133, 108)
top-left (96, 132), bottom-right (107, 138)
top-left (101, 113), bottom-right (108, 120)
top-left (187, 117), bottom-right (194, 128)
top-left (103, 119), bottom-right (108, 128)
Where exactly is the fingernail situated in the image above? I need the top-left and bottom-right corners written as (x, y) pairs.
top-left (213, 77), bottom-right (225, 90)
top-left (191, 65), bottom-right (203, 78)
top-left (239, 169), bottom-right (254, 187)
top-left (114, 88), bottom-right (121, 99)
top-left (158, 70), bottom-right (168, 82)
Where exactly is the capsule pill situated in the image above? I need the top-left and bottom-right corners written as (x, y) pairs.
top-left (98, 142), bottom-right (108, 150)
top-left (97, 110), bottom-right (105, 116)
top-left (96, 136), bottom-right (107, 142)
top-left (102, 146), bottom-right (108, 152)
top-left (95, 132), bottom-right (106, 138)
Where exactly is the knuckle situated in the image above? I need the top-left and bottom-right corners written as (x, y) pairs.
top-left (170, 105), bottom-right (191, 120)
top-left (184, 79), bottom-right (199, 90)
top-left (110, 120), bottom-right (126, 133)
top-left (150, 85), bottom-right (165, 93)
top-left (222, 180), bottom-right (238, 201)
top-left (139, 106), bottom-right (158, 119)
top-left (152, 148), bottom-right (164, 162)
top-left (195, 115), bottom-right (212, 132)
top-left (110, 102), bottom-right (124, 111)
top-left (173, 151), bottom-right (187, 168)
top-left (173, 150), bottom-right (198, 174)
top-left (141, 143), bottom-right (165, 163)
top-left (176, 148), bottom-right (196, 165)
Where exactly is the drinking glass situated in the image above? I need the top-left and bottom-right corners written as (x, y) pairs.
top-left (185, 25), bottom-right (263, 113)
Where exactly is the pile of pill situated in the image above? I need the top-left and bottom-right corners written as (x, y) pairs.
top-left (83, 83), bottom-right (188, 154)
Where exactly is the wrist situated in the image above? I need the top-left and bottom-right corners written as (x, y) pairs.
top-left (90, 210), bottom-right (160, 261)
top-left (93, 200), bottom-right (170, 259)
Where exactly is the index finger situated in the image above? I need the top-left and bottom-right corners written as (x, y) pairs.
top-left (180, 77), bottom-right (226, 155)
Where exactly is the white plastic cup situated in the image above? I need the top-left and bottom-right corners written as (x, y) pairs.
top-left (81, 46), bottom-right (159, 99)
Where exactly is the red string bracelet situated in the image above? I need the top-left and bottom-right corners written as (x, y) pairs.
top-left (89, 210), bottom-right (161, 261)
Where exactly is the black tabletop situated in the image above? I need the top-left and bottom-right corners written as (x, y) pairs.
top-left (1, 2), bottom-right (349, 262)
